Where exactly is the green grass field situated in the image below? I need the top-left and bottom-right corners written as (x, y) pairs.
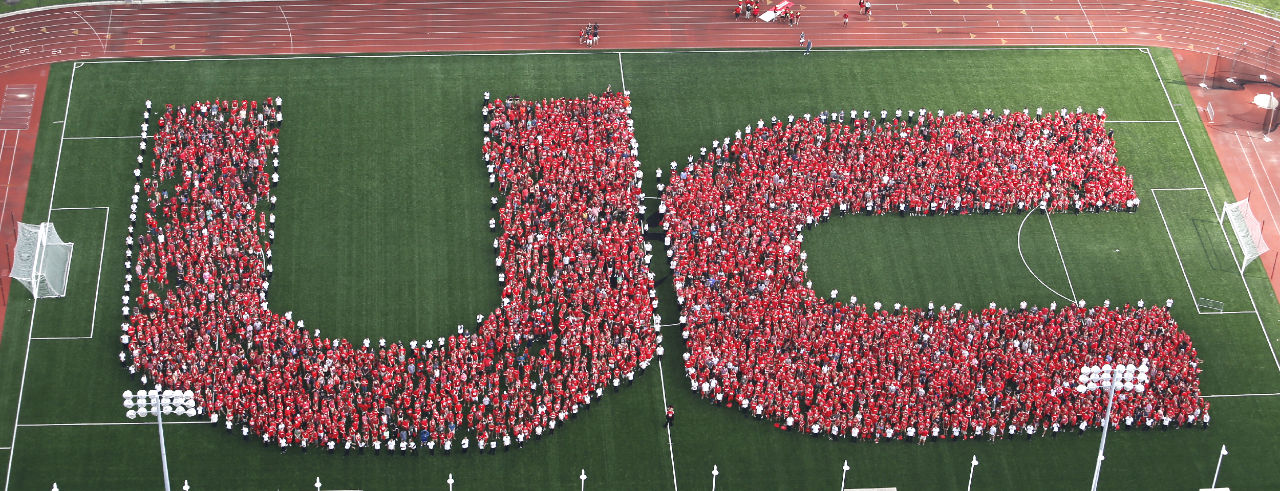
top-left (0, 47), bottom-right (1278, 491)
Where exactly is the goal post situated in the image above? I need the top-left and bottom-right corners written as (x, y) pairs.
top-left (1220, 198), bottom-right (1270, 274)
top-left (9, 221), bottom-right (74, 298)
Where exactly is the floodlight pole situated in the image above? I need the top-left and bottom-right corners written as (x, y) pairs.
top-left (840, 460), bottom-right (850, 491)
top-left (1089, 382), bottom-right (1118, 491)
top-left (711, 465), bottom-right (719, 491)
top-left (1212, 445), bottom-right (1228, 488)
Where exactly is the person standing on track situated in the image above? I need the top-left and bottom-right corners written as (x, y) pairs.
top-left (844, 13), bottom-right (850, 26)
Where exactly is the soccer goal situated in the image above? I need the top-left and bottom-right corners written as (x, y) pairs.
top-left (9, 221), bottom-right (74, 298)
top-left (1220, 198), bottom-right (1270, 274)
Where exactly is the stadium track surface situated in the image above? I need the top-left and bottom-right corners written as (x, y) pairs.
top-left (0, 0), bottom-right (1276, 341)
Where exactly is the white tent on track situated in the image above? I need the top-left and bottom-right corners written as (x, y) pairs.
top-left (8, 221), bottom-right (74, 298)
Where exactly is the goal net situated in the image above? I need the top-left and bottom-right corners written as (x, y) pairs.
top-left (9, 222), bottom-right (74, 298)
top-left (1220, 198), bottom-right (1270, 273)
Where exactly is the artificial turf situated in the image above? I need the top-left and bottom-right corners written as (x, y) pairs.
top-left (0, 47), bottom-right (1277, 491)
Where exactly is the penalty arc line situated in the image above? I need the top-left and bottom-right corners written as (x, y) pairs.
top-left (1017, 210), bottom-right (1075, 303)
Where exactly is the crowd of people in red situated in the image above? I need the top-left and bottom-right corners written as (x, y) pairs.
top-left (662, 108), bottom-right (1207, 442)
top-left (122, 91), bottom-right (656, 456)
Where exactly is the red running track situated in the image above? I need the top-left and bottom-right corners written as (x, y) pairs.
top-left (0, 0), bottom-right (1277, 340)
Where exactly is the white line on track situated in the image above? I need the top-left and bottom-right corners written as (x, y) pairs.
top-left (0, 130), bottom-right (14, 239)
top-left (1234, 131), bottom-right (1279, 234)
top-left (278, 6), bottom-right (294, 54)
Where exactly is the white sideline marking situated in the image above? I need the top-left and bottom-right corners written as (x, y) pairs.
top-left (627, 49), bottom-right (674, 491)
top-left (617, 52), bottom-right (627, 94)
top-left (1150, 189), bottom-right (1206, 315)
top-left (1202, 392), bottom-right (1280, 398)
top-left (66, 46), bottom-right (1150, 70)
top-left (16, 420), bottom-right (207, 427)
top-left (1017, 211), bottom-right (1075, 302)
top-left (2, 61), bottom-right (78, 491)
top-left (1145, 48), bottom-right (1280, 377)
top-left (64, 135), bottom-right (146, 139)
top-left (1045, 212), bottom-right (1077, 301)
top-left (1106, 120), bottom-right (1178, 123)
top-left (657, 357), bottom-right (678, 491)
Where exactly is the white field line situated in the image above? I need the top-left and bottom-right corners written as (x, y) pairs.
top-left (617, 52), bottom-right (626, 93)
top-left (67, 46), bottom-right (1149, 68)
top-left (16, 420), bottom-right (207, 427)
top-left (1045, 212), bottom-right (1078, 301)
top-left (2, 62), bottom-right (78, 491)
top-left (1106, 120), bottom-right (1178, 123)
top-left (1198, 310), bottom-right (1257, 314)
top-left (1150, 190), bottom-right (1203, 314)
top-left (39, 206), bottom-right (110, 340)
top-left (657, 357), bottom-right (678, 491)
top-left (1017, 211), bottom-right (1075, 302)
top-left (1146, 48), bottom-right (1280, 376)
top-left (64, 135), bottom-right (147, 139)
top-left (1202, 392), bottom-right (1280, 398)
top-left (2, 301), bottom-right (38, 491)
top-left (629, 49), bottom-right (673, 491)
